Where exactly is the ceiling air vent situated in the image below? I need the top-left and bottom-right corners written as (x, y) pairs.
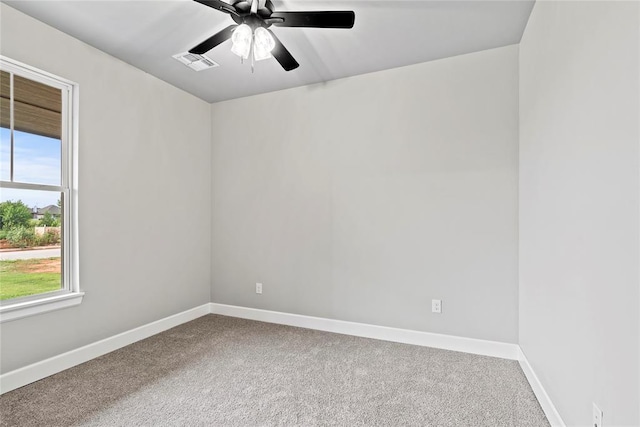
top-left (173, 52), bottom-right (219, 71)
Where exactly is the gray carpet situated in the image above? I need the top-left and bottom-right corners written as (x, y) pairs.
top-left (0, 315), bottom-right (549, 426)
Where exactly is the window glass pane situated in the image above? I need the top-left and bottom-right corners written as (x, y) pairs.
top-left (13, 74), bottom-right (62, 186)
top-left (0, 70), bottom-right (9, 132)
top-left (0, 70), bottom-right (10, 182)
top-left (0, 188), bottom-right (63, 301)
top-left (13, 75), bottom-right (61, 139)
top-left (0, 127), bottom-right (9, 181)
top-left (14, 131), bottom-right (61, 185)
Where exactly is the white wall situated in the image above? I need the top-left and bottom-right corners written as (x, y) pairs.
top-left (0, 4), bottom-right (212, 374)
top-left (210, 45), bottom-right (520, 343)
top-left (519, 1), bottom-right (640, 426)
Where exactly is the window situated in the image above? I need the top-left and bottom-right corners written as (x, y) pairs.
top-left (0, 56), bottom-right (81, 322)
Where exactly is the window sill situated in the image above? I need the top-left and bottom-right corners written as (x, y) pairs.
top-left (0, 291), bottom-right (84, 323)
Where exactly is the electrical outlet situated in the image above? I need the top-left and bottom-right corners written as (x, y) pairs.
top-left (255, 283), bottom-right (263, 294)
top-left (593, 403), bottom-right (603, 427)
top-left (432, 299), bottom-right (442, 313)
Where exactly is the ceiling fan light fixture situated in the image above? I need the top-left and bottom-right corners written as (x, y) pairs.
top-left (253, 27), bottom-right (275, 61)
top-left (230, 24), bottom-right (252, 59)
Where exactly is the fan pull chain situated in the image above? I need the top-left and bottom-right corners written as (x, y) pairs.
top-left (250, 33), bottom-right (255, 73)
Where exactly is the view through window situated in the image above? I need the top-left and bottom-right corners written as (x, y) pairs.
top-left (0, 67), bottom-right (66, 302)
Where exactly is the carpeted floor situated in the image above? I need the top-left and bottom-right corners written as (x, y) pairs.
top-left (0, 315), bottom-right (549, 426)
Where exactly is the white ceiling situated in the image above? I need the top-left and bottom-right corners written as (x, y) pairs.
top-left (4, 0), bottom-right (534, 103)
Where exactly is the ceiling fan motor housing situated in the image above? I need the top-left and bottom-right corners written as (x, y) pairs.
top-left (231, 0), bottom-right (275, 19)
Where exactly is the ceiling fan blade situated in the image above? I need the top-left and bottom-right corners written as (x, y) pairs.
top-left (271, 11), bottom-right (355, 29)
top-left (189, 25), bottom-right (237, 54)
top-left (268, 31), bottom-right (299, 71)
top-left (193, 0), bottom-right (239, 16)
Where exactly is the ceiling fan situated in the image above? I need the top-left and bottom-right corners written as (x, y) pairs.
top-left (189, 0), bottom-right (355, 71)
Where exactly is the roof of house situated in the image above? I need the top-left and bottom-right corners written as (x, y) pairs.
top-left (37, 205), bottom-right (61, 215)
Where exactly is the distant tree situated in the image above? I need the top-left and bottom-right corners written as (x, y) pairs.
top-left (0, 200), bottom-right (33, 230)
top-left (38, 212), bottom-right (59, 227)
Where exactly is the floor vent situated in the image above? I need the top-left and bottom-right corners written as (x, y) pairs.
top-left (173, 52), bottom-right (219, 71)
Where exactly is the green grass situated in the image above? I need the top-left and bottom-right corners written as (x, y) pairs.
top-left (0, 258), bottom-right (61, 301)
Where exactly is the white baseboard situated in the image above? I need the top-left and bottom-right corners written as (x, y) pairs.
top-left (209, 303), bottom-right (520, 360)
top-left (0, 303), bottom-right (211, 394)
top-left (1, 300), bottom-right (561, 427)
top-left (518, 348), bottom-right (565, 427)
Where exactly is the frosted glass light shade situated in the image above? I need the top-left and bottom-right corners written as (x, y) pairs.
top-left (253, 27), bottom-right (275, 61)
top-left (231, 24), bottom-right (252, 59)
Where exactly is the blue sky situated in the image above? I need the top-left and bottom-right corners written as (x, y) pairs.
top-left (0, 128), bottom-right (62, 208)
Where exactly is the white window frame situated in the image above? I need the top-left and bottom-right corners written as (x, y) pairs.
top-left (0, 56), bottom-right (82, 322)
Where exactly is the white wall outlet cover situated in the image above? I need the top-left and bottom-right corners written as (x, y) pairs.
top-left (432, 299), bottom-right (442, 313)
top-left (255, 283), bottom-right (263, 294)
top-left (592, 403), bottom-right (603, 427)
